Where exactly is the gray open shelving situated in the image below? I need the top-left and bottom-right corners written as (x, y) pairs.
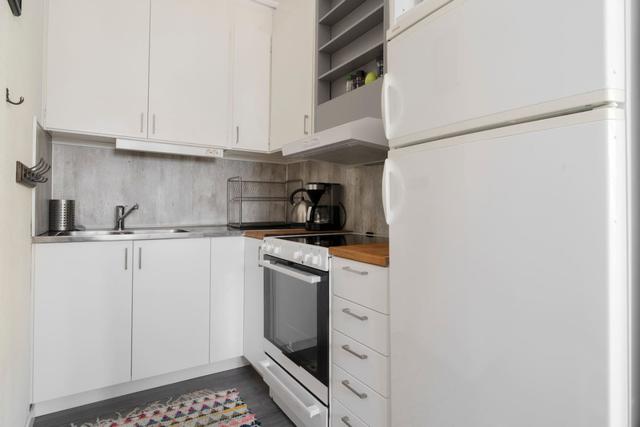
top-left (319, 4), bottom-right (384, 54)
top-left (318, 41), bottom-right (383, 81)
top-left (316, 0), bottom-right (386, 123)
top-left (318, 0), bottom-right (368, 26)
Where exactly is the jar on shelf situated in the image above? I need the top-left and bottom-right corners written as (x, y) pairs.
top-left (345, 74), bottom-right (355, 92)
top-left (354, 70), bottom-right (366, 88)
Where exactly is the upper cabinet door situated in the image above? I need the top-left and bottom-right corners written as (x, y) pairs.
top-left (45, 0), bottom-right (151, 138)
top-left (269, 0), bottom-right (315, 151)
top-left (231, 0), bottom-right (273, 152)
top-left (148, 0), bottom-right (232, 147)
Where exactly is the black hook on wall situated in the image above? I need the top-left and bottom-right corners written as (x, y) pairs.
top-left (7, 0), bottom-right (21, 16)
top-left (6, 88), bottom-right (24, 105)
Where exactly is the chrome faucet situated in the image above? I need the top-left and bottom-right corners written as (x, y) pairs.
top-left (115, 204), bottom-right (139, 231)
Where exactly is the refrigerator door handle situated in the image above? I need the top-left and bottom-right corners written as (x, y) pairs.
top-left (381, 74), bottom-right (391, 139)
top-left (382, 159), bottom-right (393, 224)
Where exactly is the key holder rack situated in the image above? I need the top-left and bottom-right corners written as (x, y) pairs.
top-left (16, 158), bottom-right (51, 188)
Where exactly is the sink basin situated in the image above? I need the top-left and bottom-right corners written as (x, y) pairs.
top-left (52, 228), bottom-right (190, 237)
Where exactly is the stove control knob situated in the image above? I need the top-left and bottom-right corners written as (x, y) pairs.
top-left (293, 251), bottom-right (304, 261)
top-left (262, 243), bottom-right (273, 253)
top-left (312, 255), bottom-right (322, 266)
top-left (303, 253), bottom-right (313, 264)
top-left (273, 246), bottom-right (282, 255)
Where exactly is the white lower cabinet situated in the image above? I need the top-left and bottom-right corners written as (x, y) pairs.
top-left (33, 242), bottom-right (134, 402)
top-left (131, 238), bottom-right (211, 380)
top-left (243, 237), bottom-right (264, 369)
top-left (331, 257), bottom-right (390, 427)
top-left (211, 236), bottom-right (245, 362)
top-left (331, 398), bottom-right (368, 427)
top-left (34, 236), bottom-right (250, 403)
top-left (332, 366), bottom-right (388, 427)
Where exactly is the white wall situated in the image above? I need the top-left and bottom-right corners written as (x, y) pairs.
top-left (0, 1), bottom-right (45, 426)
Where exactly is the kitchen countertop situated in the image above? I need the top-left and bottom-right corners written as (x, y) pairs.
top-left (32, 225), bottom-right (243, 244)
top-left (329, 242), bottom-right (390, 267)
top-left (243, 228), bottom-right (347, 240)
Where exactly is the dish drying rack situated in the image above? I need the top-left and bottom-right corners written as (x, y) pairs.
top-left (227, 177), bottom-right (303, 229)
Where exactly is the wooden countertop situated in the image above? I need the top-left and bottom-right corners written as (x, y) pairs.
top-left (330, 243), bottom-right (389, 267)
top-left (243, 229), bottom-right (341, 239)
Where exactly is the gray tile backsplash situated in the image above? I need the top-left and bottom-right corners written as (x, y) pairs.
top-left (51, 143), bottom-right (387, 235)
top-left (287, 161), bottom-right (387, 236)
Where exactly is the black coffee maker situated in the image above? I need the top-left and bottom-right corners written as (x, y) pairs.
top-left (290, 183), bottom-right (346, 231)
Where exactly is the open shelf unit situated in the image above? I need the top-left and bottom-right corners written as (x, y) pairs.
top-left (316, 0), bottom-right (386, 115)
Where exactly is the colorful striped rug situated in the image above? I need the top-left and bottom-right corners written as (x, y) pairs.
top-left (74, 389), bottom-right (260, 427)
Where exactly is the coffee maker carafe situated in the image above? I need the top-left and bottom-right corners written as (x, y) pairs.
top-left (291, 183), bottom-right (345, 231)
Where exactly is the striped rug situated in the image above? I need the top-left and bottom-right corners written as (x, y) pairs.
top-left (74, 389), bottom-right (260, 427)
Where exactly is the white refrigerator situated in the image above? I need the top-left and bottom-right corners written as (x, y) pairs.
top-left (382, 0), bottom-right (634, 425)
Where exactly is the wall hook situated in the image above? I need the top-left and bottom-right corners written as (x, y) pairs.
top-left (6, 88), bottom-right (24, 105)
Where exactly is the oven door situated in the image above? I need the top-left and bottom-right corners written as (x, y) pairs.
top-left (261, 254), bottom-right (329, 400)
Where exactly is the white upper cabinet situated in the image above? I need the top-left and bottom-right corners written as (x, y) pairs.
top-left (231, 0), bottom-right (273, 152)
top-left (148, 0), bottom-right (232, 147)
top-left (269, 0), bottom-right (315, 151)
top-left (44, 0), bottom-right (276, 153)
top-left (45, 0), bottom-right (151, 138)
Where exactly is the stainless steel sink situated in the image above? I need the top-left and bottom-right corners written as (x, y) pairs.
top-left (53, 228), bottom-right (190, 237)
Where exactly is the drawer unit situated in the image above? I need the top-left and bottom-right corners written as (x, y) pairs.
top-left (331, 398), bottom-right (368, 427)
top-left (332, 365), bottom-right (389, 427)
top-left (333, 257), bottom-right (389, 314)
top-left (332, 330), bottom-right (389, 397)
top-left (332, 296), bottom-right (390, 356)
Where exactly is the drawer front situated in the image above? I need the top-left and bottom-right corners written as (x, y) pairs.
top-left (333, 257), bottom-right (389, 314)
top-left (333, 296), bottom-right (389, 355)
top-left (333, 365), bottom-right (389, 427)
top-left (258, 359), bottom-right (328, 427)
top-left (332, 330), bottom-right (389, 397)
top-left (331, 398), bottom-right (368, 427)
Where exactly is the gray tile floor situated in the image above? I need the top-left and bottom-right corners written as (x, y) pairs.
top-left (34, 366), bottom-right (295, 427)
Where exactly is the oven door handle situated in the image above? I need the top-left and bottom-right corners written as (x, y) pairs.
top-left (259, 259), bottom-right (322, 284)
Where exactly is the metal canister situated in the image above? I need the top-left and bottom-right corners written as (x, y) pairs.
top-left (49, 199), bottom-right (75, 232)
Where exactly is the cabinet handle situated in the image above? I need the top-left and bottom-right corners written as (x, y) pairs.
top-left (235, 126), bottom-right (240, 144)
top-left (342, 308), bottom-right (368, 321)
top-left (341, 416), bottom-right (353, 427)
top-left (152, 114), bottom-right (156, 134)
top-left (341, 344), bottom-right (368, 360)
top-left (341, 380), bottom-right (367, 399)
top-left (138, 247), bottom-right (142, 270)
top-left (342, 266), bottom-right (368, 276)
top-left (304, 114), bottom-right (309, 135)
top-left (140, 113), bottom-right (144, 133)
top-left (124, 247), bottom-right (128, 270)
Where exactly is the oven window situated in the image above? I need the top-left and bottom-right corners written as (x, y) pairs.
top-left (263, 255), bottom-right (329, 387)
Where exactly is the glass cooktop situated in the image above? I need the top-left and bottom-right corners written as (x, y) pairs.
top-left (281, 233), bottom-right (388, 248)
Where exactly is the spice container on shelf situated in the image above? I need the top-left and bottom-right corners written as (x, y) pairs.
top-left (354, 70), bottom-right (365, 88)
top-left (345, 74), bottom-right (355, 92)
top-left (377, 59), bottom-right (384, 77)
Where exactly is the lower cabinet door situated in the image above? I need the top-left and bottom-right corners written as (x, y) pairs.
top-left (33, 242), bottom-right (133, 402)
top-left (211, 236), bottom-right (245, 362)
top-left (132, 238), bottom-right (210, 380)
top-left (243, 237), bottom-right (264, 369)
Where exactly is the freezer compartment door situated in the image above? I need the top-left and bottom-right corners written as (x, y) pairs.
top-left (384, 0), bottom-right (625, 148)
top-left (388, 110), bottom-right (629, 426)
